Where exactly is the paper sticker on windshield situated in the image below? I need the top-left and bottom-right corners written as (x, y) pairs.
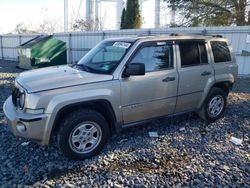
top-left (113, 42), bottom-right (131, 49)
top-left (157, 42), bottom-right (166, 45)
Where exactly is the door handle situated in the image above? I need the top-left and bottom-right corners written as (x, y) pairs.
top-left (162, 77), bottom-right (175, 82)
top-left (201, 71), bottom-right (211, 76)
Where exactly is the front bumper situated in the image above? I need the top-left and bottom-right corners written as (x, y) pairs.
top-left (3, 96), bottom-right (49, 144)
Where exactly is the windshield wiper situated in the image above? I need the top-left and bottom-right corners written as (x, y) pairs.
top-left (76, 64), bottom-right (109, 74)
top-left (76, 64), bottom-right (92, 72)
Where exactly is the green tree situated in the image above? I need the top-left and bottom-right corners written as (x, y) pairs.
top-left (124, 0), bottom-right (142, 29)
top-left (165, 0), bottom-right (250, 26)
top-left (120, 8), bottom-right (126, 29)
top-left (248, 10), bottom-right (250, 24)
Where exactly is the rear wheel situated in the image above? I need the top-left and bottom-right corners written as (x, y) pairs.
top-left (198, 87), bottom-right (227, 123)
top-left (57, 109), bottom-right (110, 160)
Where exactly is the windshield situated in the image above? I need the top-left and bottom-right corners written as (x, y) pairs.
top-left (77, 41), bottom-right (132, 74)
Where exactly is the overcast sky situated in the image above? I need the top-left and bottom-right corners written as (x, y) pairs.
top-left (0, 0), bottom-right (170, 34)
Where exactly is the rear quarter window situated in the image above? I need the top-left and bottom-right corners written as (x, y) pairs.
top-left (210, 41), bottom-right (231, 63)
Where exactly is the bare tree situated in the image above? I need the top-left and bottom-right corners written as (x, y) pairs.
top-left (73, 12), bottom-right (106, 31)
top-left (73, 19), bottom-right (93, 31)
top-left (37, 8), bottom-right (63, 34)
top-left (14, 23), bottom-right (38, 34)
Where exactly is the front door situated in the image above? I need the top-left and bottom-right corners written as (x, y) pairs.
top-left (120, 41), bottom-right (178, 124)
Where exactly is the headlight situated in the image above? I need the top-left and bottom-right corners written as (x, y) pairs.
top-left (18, 90), bottom-right (25, 109)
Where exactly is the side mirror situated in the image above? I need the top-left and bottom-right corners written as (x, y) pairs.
top-left (124, 63), bottom-right (145, 76)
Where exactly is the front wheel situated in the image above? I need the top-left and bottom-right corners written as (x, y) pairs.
top-left (57, 109), bottom-right (110, 160)
top-left (198, 87), bottom-right (227, 123)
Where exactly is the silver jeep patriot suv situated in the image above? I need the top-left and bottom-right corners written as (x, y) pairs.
top-left (3, 34), bottom-right (238, 159)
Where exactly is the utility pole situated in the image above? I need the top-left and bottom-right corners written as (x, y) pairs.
top-left (116, 0), bottom-right (124, 29)
top-left (155, 0), bottom-right (160, 28)
top-left (170, 0), bottom-right (176, 26)
top-left (95, 0), bottom-right (99, 30)
top-left (86, 0), bottom-right (95, 30)
top-left (64, 0), bottom-right (68, 32)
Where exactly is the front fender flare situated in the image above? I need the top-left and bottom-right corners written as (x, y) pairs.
top-left (41, 89), bottom-right (121, 145)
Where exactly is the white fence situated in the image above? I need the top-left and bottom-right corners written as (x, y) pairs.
top-left (0, 26), bottom-right (250, 75)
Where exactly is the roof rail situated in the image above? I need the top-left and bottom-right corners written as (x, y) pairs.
top-left (137, 33), bottom-right (155, 37)
top-left (169, 33), bottom-right (223, 38)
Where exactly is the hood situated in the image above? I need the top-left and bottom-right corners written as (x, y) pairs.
top-left (16, 65), bottom-right (114, 93)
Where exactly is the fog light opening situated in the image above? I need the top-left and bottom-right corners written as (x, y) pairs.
top-left (16, 123), bottom-right (27, 133)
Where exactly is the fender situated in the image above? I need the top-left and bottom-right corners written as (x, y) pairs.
top-left (214, 73), bottom-right (236, 85)
top-left (41, 89), bottom-right (122, 145)
top-left (197, 73), bottom-right (235, 109)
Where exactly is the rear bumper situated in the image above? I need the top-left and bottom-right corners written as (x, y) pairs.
top-left (3, 96), bottom-right (50, 144)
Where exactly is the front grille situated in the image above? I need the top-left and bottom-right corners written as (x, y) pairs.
top-left (11, 85), bottom-right (19, 107)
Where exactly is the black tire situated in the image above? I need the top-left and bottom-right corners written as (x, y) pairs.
top-left (198, 87), bottom-right (227, 123)
top-left (57, 109), bottom-right (110, 160)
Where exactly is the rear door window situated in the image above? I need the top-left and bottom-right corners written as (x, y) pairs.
top-left (210, 41), bottom-right (231, 63)
top-left (179, 41), bottom-right (208, 67)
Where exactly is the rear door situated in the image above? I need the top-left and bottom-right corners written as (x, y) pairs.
top-left (175, 40), bottom-right (214, 112)
top-left (120, 41), bottom-right (178, 124)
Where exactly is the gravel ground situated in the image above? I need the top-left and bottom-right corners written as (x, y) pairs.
top-left (0, 60), bottom-right (249, 187)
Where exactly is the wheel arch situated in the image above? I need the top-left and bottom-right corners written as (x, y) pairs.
top-left (212, 81), bottom-right (233, 95)
top-left (49, 99), bottom-right (118, 143)
top-left (198, 80), bottom-right (233, 110)
top-left (198, 86), bottom-right (228, 122)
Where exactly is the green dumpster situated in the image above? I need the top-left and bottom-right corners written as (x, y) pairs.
top-left (17, 35), bottom-right (67, 69)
